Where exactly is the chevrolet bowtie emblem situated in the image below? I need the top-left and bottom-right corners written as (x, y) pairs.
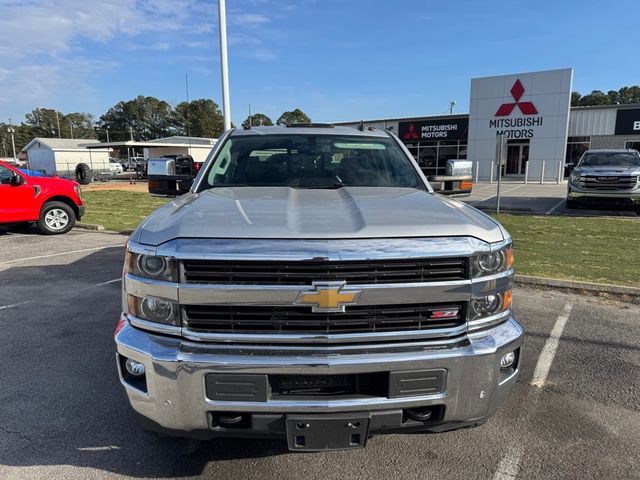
top-left (296, 281), bottom-right (362, 313)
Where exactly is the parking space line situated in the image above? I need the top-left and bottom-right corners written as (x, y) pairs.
top-left (545, 198), bottom-right (566, 216)
top-left (472, 184), bottom-right (525, 203)
top-left (0, 245), bottom-right (125, 265)
top-left (531, 302), bottom-right (573, 387)
top-left (0, 300), bottom-right (34, 311)
top-left (76, 278), bottom-right (121, 292)
top-left (493, 301), bottom-right (573, 480)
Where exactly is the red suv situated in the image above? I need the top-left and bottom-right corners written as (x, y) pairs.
top-left (0, 160), bottom-right (85, 235)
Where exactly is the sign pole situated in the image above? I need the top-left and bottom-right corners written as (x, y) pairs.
top-left (218, 0), bottom-right (231, 131)
top-left (495, 134), bottom-right (505, 214)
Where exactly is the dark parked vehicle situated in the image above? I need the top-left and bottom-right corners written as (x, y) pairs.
top-left (566, 149), bottom-right (640, 213)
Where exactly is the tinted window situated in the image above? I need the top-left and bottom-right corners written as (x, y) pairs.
top-left (0, 165), bottom-right (15, 184)
top-left (579, 152), bottom-right (640, 167)
top-left (200, 135), bottom-right (423, 190)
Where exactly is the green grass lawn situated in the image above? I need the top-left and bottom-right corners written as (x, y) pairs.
top-left (81, 191), bottom-right (170, 233)
top-left (80, 190), bottom-right (639, 287)
top-left (494, 214), bottom-right (640, 287)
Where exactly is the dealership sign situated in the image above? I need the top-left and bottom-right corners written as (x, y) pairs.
top-left (398, 118), bottom-right (468, 142)
top-left (468, 68), bottom-right (573, 181)
top-left (614, 108), bottom-right (640, 135)
top-left (488, 79), bottom-right (543, 139)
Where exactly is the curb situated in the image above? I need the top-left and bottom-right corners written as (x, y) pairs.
top-left (75, 222), bottom-right (105, 231)
top-left (515, 274), bottom-right (640, 297)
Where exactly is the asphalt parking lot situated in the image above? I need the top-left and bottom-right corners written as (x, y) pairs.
top-left (1, 228), bottom-right (639, 480)
top-left (463, 181), bottom-right (639, 217)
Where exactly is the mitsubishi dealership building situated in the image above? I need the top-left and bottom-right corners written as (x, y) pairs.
top-left (338, 68), bottom-right (640, 181)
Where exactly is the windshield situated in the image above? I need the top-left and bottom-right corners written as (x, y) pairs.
top-left (198, 134), bottom-right (424, 190)
top-left (578, 152), bottom-right (640, 168)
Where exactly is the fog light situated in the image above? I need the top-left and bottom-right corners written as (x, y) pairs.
top-left (500, 351), bottom-right (516, 369)
top-left (125, 358), bottom-right (146, 377)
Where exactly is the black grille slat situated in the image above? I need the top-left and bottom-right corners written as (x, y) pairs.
top-left (182, 258), bottom-right (468, 285)
top-left (184, 303), bottom-right (465, 335)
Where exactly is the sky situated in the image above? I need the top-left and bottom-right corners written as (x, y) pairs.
top-left (1, 0), bottom-right (639, 126)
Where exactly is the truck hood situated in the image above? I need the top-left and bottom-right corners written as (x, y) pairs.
top-left (136, 187), bottom-right (505, 246)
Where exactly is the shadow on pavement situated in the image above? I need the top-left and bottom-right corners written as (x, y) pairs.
top-left (0, 249), bottom-right (288, 478)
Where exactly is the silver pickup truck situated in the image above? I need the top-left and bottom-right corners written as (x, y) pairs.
top-left (566, 149), bottom-right (640, 214)
top-left (115, 125), bottom-right (522, 451)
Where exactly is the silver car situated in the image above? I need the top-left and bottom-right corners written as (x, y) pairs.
top-left (567, 149), bottom-right (640, 214)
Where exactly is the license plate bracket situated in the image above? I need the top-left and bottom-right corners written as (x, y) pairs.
top-left (286, 413), bottom-right (370, 451)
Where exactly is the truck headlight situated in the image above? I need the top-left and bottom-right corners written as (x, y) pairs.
top-left (569, 172), bottom-right (581, 185)
top-left (472, 246), bottom-right (514, 278)
top-left (125, 252), bottom-right (178, 282)
top-left (127, 295), bottom-right (180, 325)
top-left (469, 289), bottom-right (512, 328)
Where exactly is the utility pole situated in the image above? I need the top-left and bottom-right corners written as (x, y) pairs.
top-left (55, 111), bottom-right (61, 138)
top-left (218, 0), bottom-right (231, 131)
top-left (105, 127), bottom-right (110, 143)
top-left (130, 127), bottom-right (134, 141)
top-left (70, 122), bottom-right (74, 139)
top-left (248, 104), bottom-right (252, 127)
top-left (7, 118), bottom-right (16, 161)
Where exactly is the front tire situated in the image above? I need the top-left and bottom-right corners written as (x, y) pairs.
top-left (37, 201), bottom-right (76, 235)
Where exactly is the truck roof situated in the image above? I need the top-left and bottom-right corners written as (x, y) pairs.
top-left (230, 124), bottom-right (390, 138)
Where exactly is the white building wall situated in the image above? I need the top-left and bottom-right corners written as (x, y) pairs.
top-left (27, 146), bottom-right (55, 174)
top-left (144, 145), bottom-right (215, 163)
top-left (54, 150), bottom-right (110, 176)
top-left (568, 108), bottom-right (616, 136)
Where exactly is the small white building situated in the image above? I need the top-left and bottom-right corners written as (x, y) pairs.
top-left (23, 138), bottom-right (111, 177)
top-left (142, 136), bottom-right (217, 163)
top-left (85, 136), bottom-right (218, 164)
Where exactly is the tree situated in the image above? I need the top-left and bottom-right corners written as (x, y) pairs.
top-left (174, 99), bottom-right (225, 138)
top-left (276, 108), bottom-right (311, 126)
top-left (570, 91), bottom-right (581, 107)
top-left (98, 95), bottom-right (177, 141)
top-left (0, 123), bottom-right (33, 155)
top-left (617, 86), bottom-right (640, 105)
top-left (25, 108), bottom-right (63, 137)
top-left (64, 112), bottom-right (96, 139)
top-left (572, 85), bottom-right (640, 107)
top-left (242, 113), bottom-right (273, 128)
top-left (579, 90), bottom-right (610, 107)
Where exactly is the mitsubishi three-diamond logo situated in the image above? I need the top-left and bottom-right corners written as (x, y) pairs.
top-left (495, 79), bottom-right (538, 116)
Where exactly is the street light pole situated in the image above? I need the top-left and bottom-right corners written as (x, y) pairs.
top-left (7, 118), bottom-right (16, 161)
top-left (218, 0), bottom-right (231, 131)
top-left (55, 111), bottom-right (61, 138)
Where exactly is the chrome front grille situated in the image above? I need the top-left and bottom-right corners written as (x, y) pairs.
top-left (579, 176), bottom-right (638, 190)
top-left (182, 257), bottom-right (469, 285)
top-left (183, 303), bottom-right (466, 335)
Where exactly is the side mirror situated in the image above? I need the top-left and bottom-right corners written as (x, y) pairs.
top-left (10, 174), bottom-right (25, 186)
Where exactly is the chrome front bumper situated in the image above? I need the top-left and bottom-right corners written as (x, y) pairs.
top-left (568, 186), bottom-right (640, 202)
top-left (115, 315), bottom-right (523, 438)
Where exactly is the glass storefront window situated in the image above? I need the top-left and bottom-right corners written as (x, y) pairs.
top-left (418, 143), bottom-right (437, 173)
top-left (403, 140), bottom-right (468, 176)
